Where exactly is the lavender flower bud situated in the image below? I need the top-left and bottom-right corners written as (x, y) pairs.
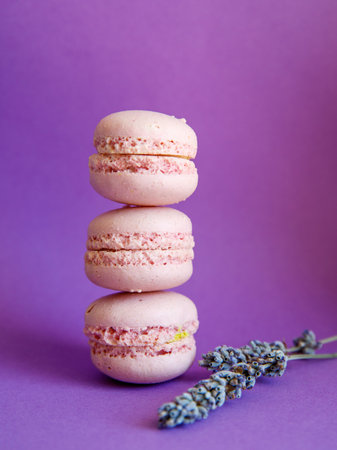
top-left (199, 346), bottom-right (247, 371)
top-left (231, 362), bottom-right (262, 389)
top-left (242, 340), bottom-right (286, 359)
top-left (256, 350), bottom-right (288, 377)
top-left (211, 370), bottom-right (246, 400)
top-left (293, 330), bottom-right (322, 354)
top-left (158, 393), bottom-right (201, 428)
top-left (190, 378), bottom-right (226, 409)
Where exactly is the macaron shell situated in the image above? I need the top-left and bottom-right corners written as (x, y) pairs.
top-left (94, 110), bottom-right (197, 156)
top-left (85, 259), bottom-right (193, 292)
top-left (87, 206), bottom-right (192, 235)
top-left (85, 291), bottom-right (198, 329)
top-left (90, 343), bottom-right (196, 384)
top-left (89, 171), bottom-right (198, 206)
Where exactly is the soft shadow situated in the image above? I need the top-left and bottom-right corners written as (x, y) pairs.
top-left (1, 325), bottom-right (127, 388)
top-left (1, 325), bottom-right (203, 393)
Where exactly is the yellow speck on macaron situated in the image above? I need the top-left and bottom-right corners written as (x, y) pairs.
top-left (167, 329), bottom-right (189, 344)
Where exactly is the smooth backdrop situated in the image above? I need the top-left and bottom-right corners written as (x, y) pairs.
top-left (1, 1), bottom-right (337, 449)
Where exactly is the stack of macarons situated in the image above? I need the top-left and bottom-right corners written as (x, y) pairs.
top-left (84, 110), bottom-right (199, 384)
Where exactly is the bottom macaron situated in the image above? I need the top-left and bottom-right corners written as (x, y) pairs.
top-left (84, 291), bottom-right (199, 384)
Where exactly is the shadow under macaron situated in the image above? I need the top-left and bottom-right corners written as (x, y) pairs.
top-left (1, 325), bottom-right (113, 388)
top-left (1, 323), bottom-right (201, 390)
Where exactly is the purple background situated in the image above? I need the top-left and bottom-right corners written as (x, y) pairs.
top-left (1, 1), bottom-right (337, 448)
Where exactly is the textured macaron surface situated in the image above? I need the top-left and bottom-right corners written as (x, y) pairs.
top-left (86, 206), bottom-right (194, 254)
top-left (85, 208), bottom-right (194, 276)
top-left (84, 321), bottom-right (198, 347)
top-left (89, 154), bottom-right (197, 175)
top-left (93, 110), bottom-right (197, 158)
top-left (87, 231), bottom-right (193, 251)
top-left (84, 291), bottom-right (198, 329)
top-left (89, 337), bottom-right (196, 384)
top-left (85, 248), bottom-right (193, 267)
top-left (89, 336), bottom-right (196, 360)
top-left (88, 206), bottom-right (192, 235)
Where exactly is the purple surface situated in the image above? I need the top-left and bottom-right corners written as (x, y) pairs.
top-left (1, 1), bottom-right (337, 448)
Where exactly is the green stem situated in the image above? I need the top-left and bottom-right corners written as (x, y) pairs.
top-left (289, 352), bottom-right (337, 361)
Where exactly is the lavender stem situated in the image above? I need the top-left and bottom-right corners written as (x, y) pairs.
top-left (289, 352), bottom-right (337, 361)
top-left (320, 334), bottom-right (337, 345)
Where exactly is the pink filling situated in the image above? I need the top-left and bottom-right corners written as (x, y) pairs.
top-left (94, 136), bottom-right (196, 158)
top-left (89, 154), bottom-right (197, 175)
top-left (87, 232), bottom-right (194, 251)
top-left (84, 320), bottom-right (199, 346)
top-left (89, 336), bottom-right (196, 358)
top-left (85, 248), bottom-right (194, 267)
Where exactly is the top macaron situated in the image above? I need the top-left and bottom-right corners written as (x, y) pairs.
top-left (89, 110), bottom-right (198, 206)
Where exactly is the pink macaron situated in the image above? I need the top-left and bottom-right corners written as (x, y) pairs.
top-left (84, 291), bottom-right (199, 384)
top-left (89, 110), bottom-right (198, 206)
top-left (85, 206), bottom-right (194, 292)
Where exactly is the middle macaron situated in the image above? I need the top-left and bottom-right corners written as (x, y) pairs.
top-left (85, 206), bottom-right (195, 292)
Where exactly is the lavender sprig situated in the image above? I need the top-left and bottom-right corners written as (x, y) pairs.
top-left (158, 350), bottom-right (285, 428)
top-left (200, 329), bottom-right (337, 371)
top-left (158, 330), bottom-right (337, 429)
